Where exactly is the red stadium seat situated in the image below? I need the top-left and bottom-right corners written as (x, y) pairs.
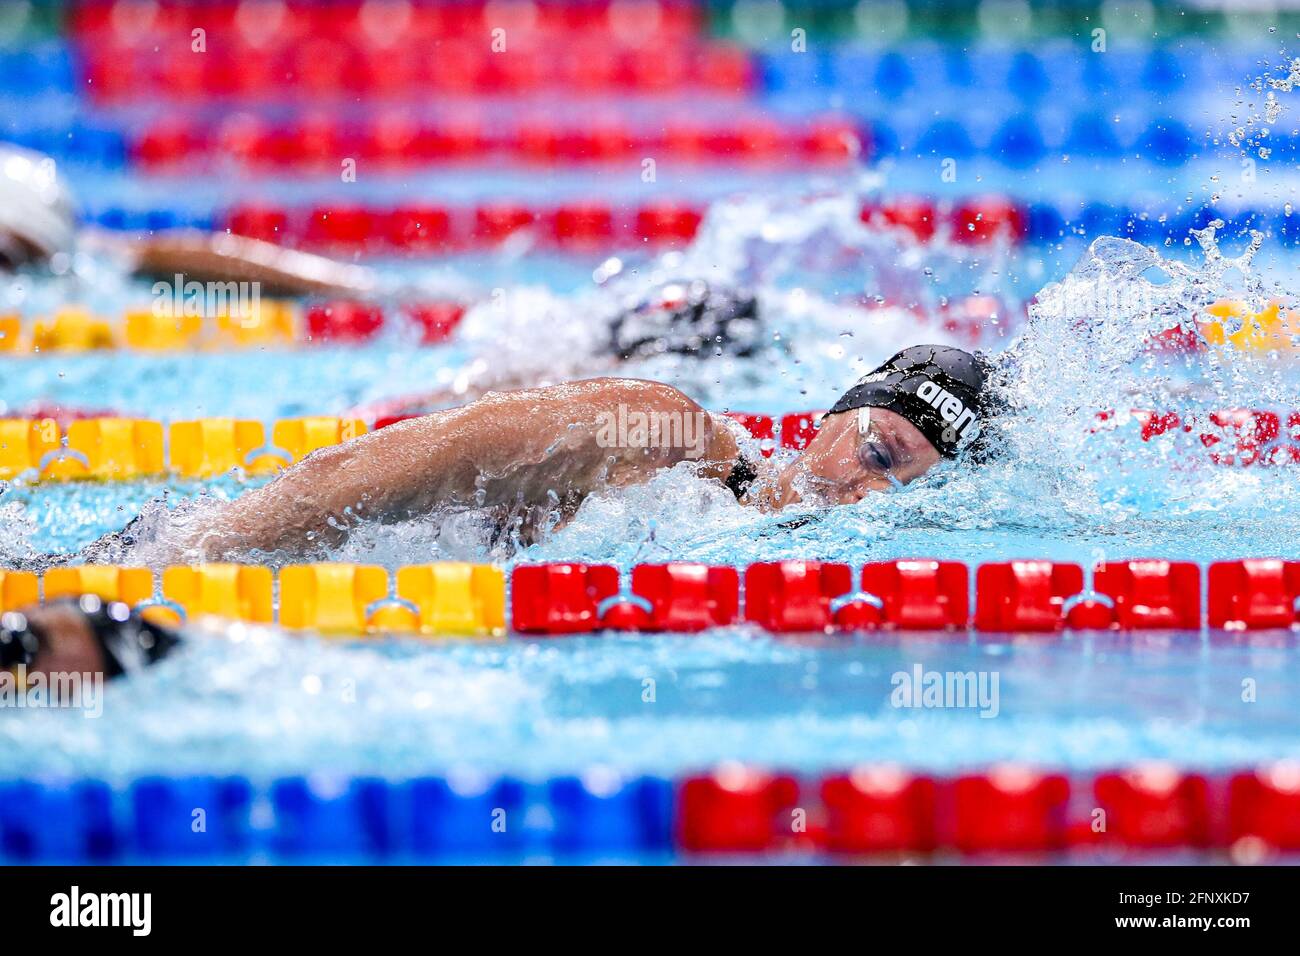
top-left (1207, 559), bottom-right (1300, 630)
top-left (976, 561), bottom-right (1085, 632)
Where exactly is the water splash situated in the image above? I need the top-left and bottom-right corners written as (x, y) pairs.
top-left (1229, 53), bottom-right (1300, 159)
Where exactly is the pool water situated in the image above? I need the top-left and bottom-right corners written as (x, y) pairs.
top-left (4, 625), bottom-right (1300, 782)
top-left (4, 15), bottom-right (1300, 864)
top-left (3, 206), bottom-right (1300, 786)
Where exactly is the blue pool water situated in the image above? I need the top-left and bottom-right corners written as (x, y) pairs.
top-left (7, 19), bottom-right (1300, 787)
top-left (5, 626), bottom-right (1300, 782)
top-left (4, 194), bottom-right (1300, 783)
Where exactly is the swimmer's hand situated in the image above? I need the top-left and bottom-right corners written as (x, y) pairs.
top-left (125, 230), bottom-right (376, 297)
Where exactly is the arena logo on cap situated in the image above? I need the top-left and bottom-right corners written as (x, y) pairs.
top-left (916, 379), bottom-right (977, 438)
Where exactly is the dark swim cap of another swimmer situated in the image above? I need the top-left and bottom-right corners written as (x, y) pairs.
top-left (828, 344), bottom-right (994, 458)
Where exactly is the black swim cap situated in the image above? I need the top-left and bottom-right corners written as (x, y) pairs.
top-left (828, 344), bottom-right (991, 458)
top-left (607, 280), bottom-right (763, 360)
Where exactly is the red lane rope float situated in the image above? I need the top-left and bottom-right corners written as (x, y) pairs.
top-left (225, 201), bottom-right (708, 253)
top-left (2, 559), bottom-right (1298, 635)
top-left (1094, 408), bottom-right (1300, 467)
top-left (222, 197), bottom-right (1028, 253)
top-left (77, 37), bottom-right (754, 103)
top-left (69, 0), bottom-right (722, 102)
top-left (861, 194), bottom-right (1028, 245)
top-left (676, 762), bottom-right (1300, 856)
top-left (508, 558), bottom-right (1300, 636)
top-left (135, 115), bottom-right (863, 170)
top-left (721, 407), bottom-right (1300, 467)
top-left (70, 0), bottom-right (707, 44)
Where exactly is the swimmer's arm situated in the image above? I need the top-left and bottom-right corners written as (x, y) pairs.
top-left (124, 230), bottom-right (376, 297)
top-left (180, 378), bottom-right (739, 561)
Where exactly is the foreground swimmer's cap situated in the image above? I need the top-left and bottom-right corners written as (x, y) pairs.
top-left (0, 144), bottom-right (77, 262)
top-left (828, 344), bottom-right (990, 457)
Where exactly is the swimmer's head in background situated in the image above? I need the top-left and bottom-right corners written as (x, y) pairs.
top-left (0, 143), bottom-right (77, 268)
top-left (828, 344), bottom-right (999, 459)
top-left (607, 280), bottom-right (763, 360)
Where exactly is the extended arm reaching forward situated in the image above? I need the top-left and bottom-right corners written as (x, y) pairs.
top-left (176, 378), bottom-right (741, 562)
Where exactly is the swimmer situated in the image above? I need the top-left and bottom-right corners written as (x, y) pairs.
top-left (77, 345), bottom-right (993, 564)
top-left (2, 349), bottom-right (986, 682)
top-left (352, 277), bottom-right (768, 420)
top-left (1, 595), bottom-right (181, 689)
top-left (0, 143), bottom-right (373, 296)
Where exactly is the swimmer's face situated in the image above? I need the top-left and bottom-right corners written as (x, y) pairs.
top-left (769, 407), bottom-right (941, 509)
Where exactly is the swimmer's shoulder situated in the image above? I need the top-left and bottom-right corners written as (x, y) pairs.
top-left (545, 376), bottom-right (707, 413)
